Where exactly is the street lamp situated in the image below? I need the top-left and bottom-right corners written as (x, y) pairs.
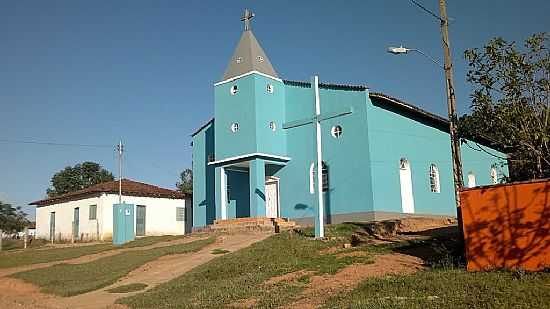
top-left (387, 46), bottom-right (443, 69)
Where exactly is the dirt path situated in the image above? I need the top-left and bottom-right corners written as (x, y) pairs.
top-left (282, 253), bottom-right (425, 309)
top-left (0, 232), bottom-right (271, 309)
top-left (0, 234), bottom-right (206, 277)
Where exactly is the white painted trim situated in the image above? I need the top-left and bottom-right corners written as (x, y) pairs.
top-left (220, 167), bottom-right (227, 220)
top-left (208, 153), bottom-right (291, 165)
top-left (309, 163), bottom-right (315, 194)
top-left (214, 70), bottom-right (283, 86)
top-left (399, 159), bottom-right (415, 214)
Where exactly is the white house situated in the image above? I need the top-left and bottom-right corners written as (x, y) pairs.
top-left (31, 179), bottom-right (191, 241)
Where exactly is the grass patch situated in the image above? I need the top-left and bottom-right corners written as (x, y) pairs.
top-left (324, 269), bottom-right (550, 308)
top-left (11, 237), bottom-right (214, 296)
top-left (297, 222), bottom-right (363, 238)
top-left (107, 283), bottom-right (148, 293)
top-left (0, 238), bottom-right (49, 251)
top-left (0, 235), bottom-right (188, 269)
top-left (0, 243), bottom-right (114, 269)
top-left (118, 232), bottom-right (374, 308)
top-left (210, 248), bottom-right (230, 255)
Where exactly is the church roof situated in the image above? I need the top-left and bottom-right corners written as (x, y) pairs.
top-left (221, 10), bottom-right (278, 81)
top-left (30, 179), bottom-right (186, 206)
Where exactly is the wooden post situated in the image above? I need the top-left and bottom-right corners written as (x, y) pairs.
top-left (0, 229), bottom-right (3, 251)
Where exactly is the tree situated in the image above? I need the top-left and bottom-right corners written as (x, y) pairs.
top-left (47, 162), bottom-right (114, 197)
top-left (0, 201), bottom-right (29, 233)
top-left (176, 168), bottom-right (193, 194)
top-left (460, 33), bottom-right (550, 181)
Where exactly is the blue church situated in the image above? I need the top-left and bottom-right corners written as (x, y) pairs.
top-left (191, 10), bottom-right (506, 228)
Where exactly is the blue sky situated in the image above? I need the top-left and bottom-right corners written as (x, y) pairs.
top-left (1, 0), bottom-right (549, 219)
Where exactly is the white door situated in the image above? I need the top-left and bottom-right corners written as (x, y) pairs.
top-left (265, 179), bottom-right (279, 218)
top-left (399, 159), bottom-right (415, 214)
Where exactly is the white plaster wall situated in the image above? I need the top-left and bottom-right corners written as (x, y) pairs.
top-left (35, 196), bottom-right (102, 241)
top-left (100, 194), bottom-right (187, 238)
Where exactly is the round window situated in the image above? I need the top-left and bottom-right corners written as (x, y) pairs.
top-left (331, 125), bottom-right (343, 138)
top-left (266, 84), bottom-right (274, 93)
top-left (269, 121), bottom-right (276, 131)
top-left (230, 123), bottom-right (239, 133)
top-left (230, 85), bottom-right (238, 95)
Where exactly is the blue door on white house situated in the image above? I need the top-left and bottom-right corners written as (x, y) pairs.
top-left (50, 212), bottom-right (56, 241)
top-left (73, 208), bottom-right (80, 239)
top-left (136, 205), bottom-right (146, 236)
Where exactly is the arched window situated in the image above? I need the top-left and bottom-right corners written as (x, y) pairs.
top-left (429, 164), bottom-right (440, 193)
top-left (490, 166), bottom-right (498, 184)
top-left (467, 172), bottom-right (477, 188)
top-left (321, 162), bottom-right (329, 192)
top-left (399, 158), bottom-right (415, 214)
top-left (309, 162), bottom-right (329, 193)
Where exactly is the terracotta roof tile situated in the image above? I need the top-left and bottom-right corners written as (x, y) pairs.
top-left (30, 179), bottom-right (186, 206)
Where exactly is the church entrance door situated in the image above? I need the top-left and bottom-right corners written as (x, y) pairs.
top-left (265, 177), bottom-right (280, 218)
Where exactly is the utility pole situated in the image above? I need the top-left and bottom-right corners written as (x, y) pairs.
top-left (117, 140), bottom-right (124, 204)
top-left (439, 0), bottom-right (464, 232)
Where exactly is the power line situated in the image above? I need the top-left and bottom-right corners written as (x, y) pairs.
top-left (0, 139), bottom-right (113, 148)
top-left (408, 0), bottom-right (443, 22)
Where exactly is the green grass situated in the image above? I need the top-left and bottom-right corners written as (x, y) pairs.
top-left (0, 238), bottom-right (49, 251)
top-left (107, 283), bottom-right (148, 293)
top-left (210, 248), bottom-right (230, 255)
top-left (118, 232), bottom-right (374, 308)
top-left (0, 235), bottom-right (188, 269)
top-left (324, 269), bottom-right (550, 308)
top-left (11, 237), bottom-right (214, 296)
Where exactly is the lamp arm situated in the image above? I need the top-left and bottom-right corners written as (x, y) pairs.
top-left (408, 48), bottom-right (444, 69)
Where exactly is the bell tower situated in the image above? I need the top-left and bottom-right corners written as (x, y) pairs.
top-left (214, 9), bottom-right (286, 161)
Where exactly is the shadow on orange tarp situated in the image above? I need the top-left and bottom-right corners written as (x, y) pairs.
top-left (461, 179), bottom-right (550, 271)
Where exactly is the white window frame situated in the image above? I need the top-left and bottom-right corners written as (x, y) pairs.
top-left (429, 164), bottom-right (440, 193)
top-left (230, 85), bottom-right (238, 95)
top-left (331, 125), bottom-right (343, 138)
top-left (230, 122), bottom-right (239, 133)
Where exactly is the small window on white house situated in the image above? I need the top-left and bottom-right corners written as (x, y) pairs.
top-left (429, 164), bottom-right (440, 193)
top-left (230, 85), bottom-right (239, 95)
top-left (269, 121), bottom-right (276, 131)
top-left (89, 205), bottom-right (97, 220)
top-left (230, 122), bottom-right (239, 133)
top-left (176, 207), bottom-right (185, 221)
top-left (257, 56), bottom-right (264, 63)
top-left (266, 84), bottom-right (274, 93)
top-left (235, 57), bottom-right (243, 64)
top-left (331, 125), bottom-right (343, 138)
top-left (490, 166), bottom-right (498, 184)
top-left (467, 172), bottom-right (477, 188)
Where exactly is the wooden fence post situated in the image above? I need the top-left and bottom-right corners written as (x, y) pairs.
top-left (0, 229), bottom-right (3, 251)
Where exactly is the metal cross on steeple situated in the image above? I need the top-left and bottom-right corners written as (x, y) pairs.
top-left (241, 9), bottom-right (255, 31)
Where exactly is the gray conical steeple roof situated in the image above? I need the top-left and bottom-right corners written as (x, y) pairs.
top-left (222, 29), bottom-right (279, 81)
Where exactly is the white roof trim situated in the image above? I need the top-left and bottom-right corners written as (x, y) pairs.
top-left (214, 71), bottom-right (282, 86)
top-left (208, 152), bottom-right (291, 165)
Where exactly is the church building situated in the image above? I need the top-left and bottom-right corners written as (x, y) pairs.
top-left (191, 10), bottom-right (506, 228)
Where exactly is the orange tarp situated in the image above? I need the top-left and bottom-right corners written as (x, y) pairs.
top-left (460, 179), bottom-right (550, 271)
